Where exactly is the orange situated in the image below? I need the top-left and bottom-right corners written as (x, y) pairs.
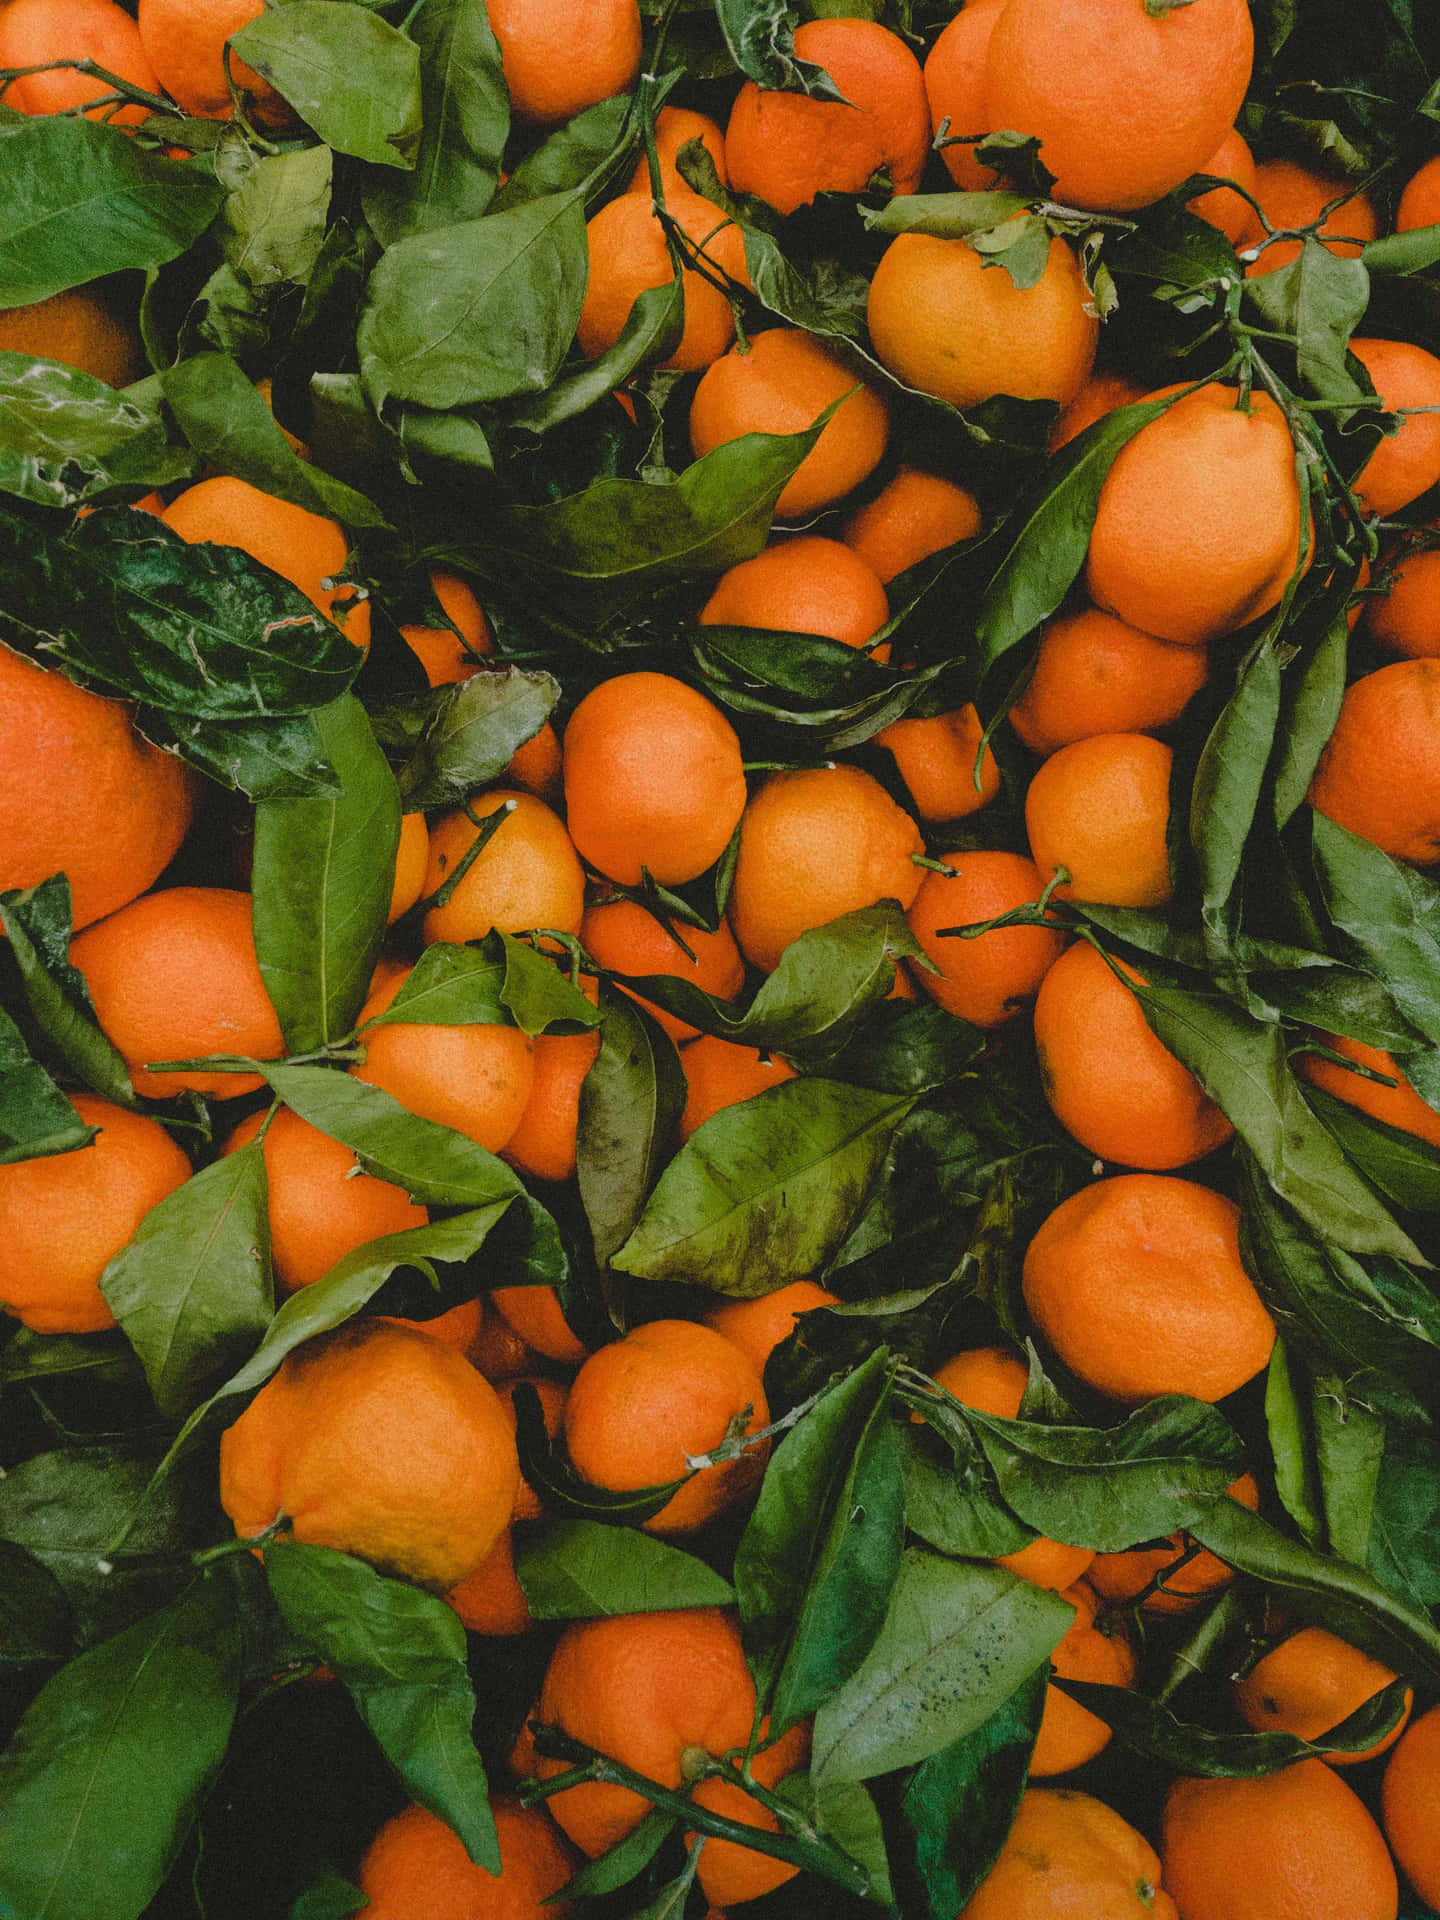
top-left (984, 0), bottom-right (1253, 213)
top-left (1382, 1703), bottom-right (1440, 1909)
top-left (842, 466), bottom-right (983, 582)
top-left (1034, 944), bottom-right (1234, 1169)
top-left (562, 672), bottom-right (747, 888)
top-left (690, 1721), bottom-right (812, 1909)
top-left (1010, 606), bottom-right (1210, 757)
top-left (1365, 543), bottom-right (1440, 659)
top-left (1022, 1174), bottom-right (1276, 1405)
top-left (689, 328), bottom-right (890, 520)
top-left (353, 961), bottom-right (535, 1152)
top-left (922, 0), bottom-right (1008, 192)
top-left (399, 570), bottom-right (493, 686)
top-left (0, 645), bottom-right (196, 931)
top-left (563, 1320), bottom-right (768, 1535)
top-left (906, 849), bottom-right (1065, 1028)
top-left (680, 1035), bottom-right (797, 1140)
top-left (704, 1280), bottom-right (841, 1378)
top-left (470, 1300), bottom-right (545, 1383)
top-left (1049, 367), bottom-right (1148, 453)
top-left (1300, 1032), bottom-right (1440, 1149)
top-left (446, 1527), bottom-right (533, 1638)
top-left (1086, 383), bottom-right (1305, 645)
top-left (162, 477), bottom-right (370, 647)
top-left (485, 0), bottom-right (640, 125)
top-left (1187, 126), bottom-right (1262, 247)
top-left (961, 1787), bottom-right (1177, 1919)
top-left (396, 1296), bottom-right (485, 1355)
top-left (506, 721), bottom-right (563, 803)
top-left (358, 1800), bottom-right (576, 1920)
top-left (71, 887), bottom-right (283, 1099)
top-left (218, 1318), bottom-right (520, 1589)
top-left (580, 899), bottom-right (745, 1043)
top-left (1031, 1581), bottom-right (1137, 1777)
top-left (389, 813), bottom-right (428, 923)
top-left (0, 1095), bottom-right (189, 1334)
top-left (1161, 1763), bottom-right (1398, 1920)
top-left (868, 234), bottom-right (1098, 413)
top-left (490, 1285), bottom-right (588, 1367)
top-left (0, 0), bottom-right (159, 123)
top-left (578, 189), bottom-right (748, 373)
top-left (1087, 1470), bottom-right (1260, 1615)
top-left (1307, 660), bottom-right (1440, 863)
top-left (223, 1107), bottom-right (428, 1293)
top-left (1397, 155), bottom-right (1440, 233)
top-left (502, 1019), bottom-right (601, 1184)
top-left (1246, 161), bottom-right (1379, 277)
top-left (729, 765), bottom-right (924, 974)
top-left (492, 1374), bottom-right (568, 1521)
top-left (724, 17), bottom-right (930, 216)
top-left (136, 0), bottom-right (281, 122)
top-left (1234, 1627), bottom-right (1411, 1765)
top-left (420, 791), bottom-right (585, 945)
top-left (627, 106), bottom-right (729, 198)
top-left (1025, 732), bottom-right (1174, 909)
top-left (1349, 339), bottom-right (1440, 516)
top-left (875, 705), bottom-right (1001, 824)
top-left (700, 536), bottom-right (890, 651)
top-left (0, 285), bottom-right (146, 387)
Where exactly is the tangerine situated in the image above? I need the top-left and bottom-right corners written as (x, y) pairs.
top-left (906, 849), bottom-right (1065, 1028)
top-left (1009, 607), bottom-right (1210, 757)
top-left (1025, 732), bottom-right (1174, 909)
top-left (680, 1036), bottom-right (796, 1140)
top-left (421, 791), bottom-right (585, 945)
top-left (842, 466), bottom-right (983, 582)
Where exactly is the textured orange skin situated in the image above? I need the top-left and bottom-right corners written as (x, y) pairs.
top-left (580, 900), bottom-right (745, 1044)
top-left (446, 1527), bottom-right (532, 1637)
top-left (1246, 161), bottom-right (1379, 277)
top-left (0, 285), bottom-right (146, 386)
top-left (962, 1788), bottom-right (1177, 1919)
top-left (400, 570), bottom-right (493, 686)
top-left (490, 1286), bottom-right (588, 1366)
top-left (162, 477), bottom-right (369, 647)
top-left (493, 1375), bottom-right (568, 1522)
top-left (1234, 1627), bottom-right (1410, 1765)
top-left (389, 814), bottom-right (429, 924)
top-left (1086, 384), bottom-right (1304, 646)
top-left (906, 850), bottom-right (1065, 1029)
top-left (562, 672), bottom-right (747, 888)
top-left (0, 1095), bottom-right (189, 1333)
top-left (1034, 945), bottom-right (1234, 1170)
top-left (506, 722), bottom-right (564, 803)
top-left (1398, 155), bottom-right (1440, 232)
top-left (1023, 1175), bottom-right (1276, 1405)
top-left (223, 1107), bottom-right (428, 1292)
top-left (689, 329), bottom-right (890, 520)
top-left (1162, 1763), bottom-right (1398, 1920)
top-left (1088, 1470), bottom-right (1259, 1615)
top-left (136, 0), bottom-right (278, 121)
top-left (358, 1800), bottom-right (576, 1920)
top-left (730, 765), bottom-right (923, 974)
top-left (1026, 733), bottom-right (1174, 910)
top-left (1364, 545), bottom-right (1440, 660)
top-left (1010, 607), bottom-right (1210, 757)
top-left (1382, 1704), bottom-right (1440, 1909)
top-left (842, 467), bottom-right (983, 583)
top-left (1032, 1581), bottom-right (1138, 1777)
top-left (701, 536), bottom-right (890, 650)
top-left (578, 190), bottom-right (748, 373)
top-left (1188, 127), bottom-right (1262, 246)
top-left (692, 1720), bottom-right (812, 1907)
top-left (1049, 368), bottom-right (1148, 454)
top-left (1300, 1032), bottom-right (1440, 1149)
top-left (564, 1320), bottom-right (769, 1535)
top-left (219, 1320), bottom-right (520, 1590)
top-left (876, 706), bottom-right (1001, 824)
top-left (705, 1280), bottom-right (841, 1378)
top-left (1349, 338), bottom-right (1440, 516)
top-left (502, 1022), bottom-right (601, 1184)
top-left (985, 0), bottom-right (1253, 212)
top-left (421, 791), bottom-right (585, 946)
top-left (485, 0), bottom-right (640, 124)
top-left (0, 0), bottom-right (159, 122)
top-left (626, 106), bottom-right (729, 197)
top-left (725, 18), bottom-right (930, 216)
top-left (1308, 660), bottom-right (1440, 863)
top-left (72, 888), bottom-right (282, 1099)
top-left (923, 0), bottom-right (1007, 190)
top-left (679, 1035), bottom-right (797, 1141)
top-left (0, 646), bottom-right (196, 930)
top-left (869, 235), bottom-right (1098, 414)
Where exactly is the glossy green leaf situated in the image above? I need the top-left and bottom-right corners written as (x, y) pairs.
top-left (898, 1423), bottom-right (1032, 1560)
top-left (1312, 1370), bottom-right (1385, 1567)
top-left (514, 1517), bottom-right (734, 1617)
top-left (577, 985), bottom-right (687, 1267)
top-left (1244, 235), bottom-right (1370, 399)
top-left (382, 669), bottom-right (561, 810)
top-left (490, 93), bottom-right (632, 210)
top-left (0, 1006), bottom-right (94, 1163)
top-left (713, 0), bottom-right (844, 95)
top-left (1312, 812), bottom-right (1440, 1052)
top-left (0, 876), bottom-right (134, 1105)
top-left (499, 936), bottom-right (601, 1036)
top-left (368, 940), bottom-right (509, 1027)
top-left (1274, 618), bottom-right (1348, 827)
top-left (0, 355), bottom-right (193, 509)
top-left (232, 3), bottom-right (423, 169)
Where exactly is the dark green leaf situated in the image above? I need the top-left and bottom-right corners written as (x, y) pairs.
top-left (232, 2), bottom-right (423, 169)
top-left (0, 1006), bottom-right (94, 1163)
top-left (1265, 1339), bottom-right (1324, 1546)
top-left (0, 1536), bottom-right (75, 1663)
top-left (897, 1422), bottom-right (1032, 1560)
top-left (154, 708), bottom-right (344, 800)
top-left (382, 669), bottom-right (561, 810)
top-left (1312, 813), bottom-right (1440, 1053)
top-left (1306, 1084), bottom-right (1440, 1215)
top-left (1190, 640), bottom-right (1281, 934)
top-left (0, 875), bottom-right (133, 1104)
top-left (513, 1516), bottom-right (734, 1617)
top-left (712, 0), bottom-right (844, 96)
top-left (863, 192), bottom-right (1032, 239)
top-left (489, 94), bottom-right (632, 210)
top-left (1362, 225), bottom-right (1440, 274)
top-left (1368, 1426), bottom-right (1440, 1609)
top-left (505, 278), bottom-right (686, 432)
top-left (1274, 618), bottom-right (1348, 827)
top-left (0, 355), bottom-right (193, 509)
top-left (1312, 1370), bottom-right (1385, 1567)
top-left (1244, 237), bottom-right (1370, 399)
top-left (555, 1810), bottom-right (677, 1900)
top-left (289, 1871), bottom-right (368, 1920)
top-left (577, 986), bottom-right (686, 1267)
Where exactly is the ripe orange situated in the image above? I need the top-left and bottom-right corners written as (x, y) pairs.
top-left (1009, 607), bottom-right (1210, 757)
top-left (922, 0), bottom-right (1007, 192)
top-left (1307, 660), bottom-right (1440, 863)
top-left (502, 1018), bottom-right (601, 1184)
top-left (729, 765), bottom-right (924, 974)
top-left (485, 0), bottom-right (641, 125)
top-left (218, 1318), bottom-right (520, 1589)
top-left (1246, 161), bottom-right (1379, 277)
top-left (1031, 1581), bottom-right (1138, 1777)
top-left (0, 0), bottom-right (159, 122)
top-left (358, 1800), bottom-right (576, 1920)
top-left (961, 1788), bottom-right (1176, 1919)
top-left (470, 1300), bottom-right (545, 1383)
top-left (1349, 338), bottom-right (1440, 516)
top-left (842, 466), bottom-right (983, 582)
top-left (445, 1527), bottom-right (533, 1638)
top-left (1365, 542), bottom-right (1440, 659)
top-left (562, 672), bottom-right (747, 888)
top-left (0, 285), bottom-right (146, 387)
top-left (395, 1296), bottom-right (485, 1356)
top-left (1397, 155), bottom-right (1440, 233)
top-left (577, 189), bottom-right (748, 373)
top-left (1161, 1763), bottom-right (1398, 1920)
top-left (1382, 1703), bottom-right (1440, 1910)
top-left (0, 1095), bottom-right (190, 1334)
top-left (690, 1720), bottom-right (812, 1909)
top-left (1188, 127), bottom-right (1262, 247)
top-left (1022, 1174), bottom-right (1276, 1405)
top-left (563, 1320), bottom-right (768, 1535)
top-left (506, 722), bottom-right (564, 803)
top-left (1025, 732), bottom-right (1174, 909)
top-left (489, 1285), bottom-right (588, 1367)
top-left (1049, 367), bottom-right (1148, 453)
top-left (420, 791), bottom-right (585, 945)
top-left (1300, 1032), bottom-right (1440, 1149)
top-left (689, 328), bottom-right (890, 520)
top-left (876, 706), bottom-right (1001, 825)
top-left (136, 0), bottom-right (281, 122)
top-left (984, 0), bottom-right (1253, 212)
top-left (700, 536), bottom-right (890, 652)
top-left (492, 1374), bottom-right (568, 1522)
top-left (626, 105), bottom-right (729, 198)
top-left (680, 1035), bottom-right (797, 1140)
top-left (906, 849), bottom-right (1065, 1028)
top-left (71, 887), bottom-right (283, 1098)
top-left (580, 899), bottom-right (745, 1043)
top-left (1234, 1627), bottom-right (1411, 1765)
top-left (704, 1280), bottom-right (840, 1377)
top-left (1087, 1470), bottom-right (1260, 1615)
top-left (389, 813), bottom-right (429, 924)
top-left (399, 570), bottom-right (492, 686)
top-left (868, 234), bottom-right (1098, 413)
top-left (0, 645), bottom-right (196, 931)
top-left (724, 17), bottom-right (930, 216)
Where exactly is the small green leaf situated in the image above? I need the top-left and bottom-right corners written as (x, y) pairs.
top-left (232, 2), bottom-right (423, 169)
top-left (369, 940), bottom-right (509, 1028)
top-left (712, 0), bottom-right (845, 96)
top-left (1189, 639), bottom-right (1282, 935)
top-left (380, 669), bottom-right (561, 810)
top-left (221, 142), bottom-right (335, 289)
top-left (0, 356), bottom-right (193, 510)
top-left (499, 935), bottom-right (601, 1037)
top-left (505, 277), bottom-right (686, 433)
top-left (577, 986), bottom-right (686, 1267)
top-left (1265, 1339), bottom-right (1324, 1545)
top-left (0, 1006), bottom-right (94, 1163)
top-left (0, 876), bottom-right (133, 1104)
top-left (514, 1517), bottom-right (734, 1617)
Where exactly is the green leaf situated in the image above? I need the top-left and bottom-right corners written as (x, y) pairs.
top-left (221, 142), bottom-right (335, 290)
top-left (712, 0), bottom-right (844, 95)
top-left (1244, 236), bottom-right (1370, 400)
top-left (1368, 1426), bottom-right (1440, 1610)
top-left (490, 93), bottom-right (632, 211)
top-left (369, 940), bottom-right (509, 1028)
top-left (0, 876), bottom-right (134, 1104)
top-left (513, 1517), bottom-right (734, 1617)
top-left (0, 355), bottom-right (193, 510)
top-left (1311, 812), bottom-right (1440, 1053)
top-left (265, 1543), bottom-right (499, 1869)
top-left (864, 191), bottom-right (1032, 239)
top-left (380, 669), bottom-right (561, 810)
top-left (1306, 1084), bottom-right (1440, 1215)
top-left (0, 1327), bottom-right (136, 1394)
top-left (1362, 225), bottom-right (1440, 275)
top-left (576, 986), bottom-right (687, 1267)
top-left (1190, 640), bottom-right (1282, 936)
top-left (499, 936), bottom-right (601, 1037)
top-left (232, 2), bottom-right (423, 169)
top-left (1265, 1339), bottom-right (1324, 1545)
top-left (504, 278), bottom-right (686, 433)
top-left (511, 1379), bottom-right (691, 1525)
top-left (0, 1006), bottom-right (94, 1163)
top-left (1312, 1370), bottom-right (1385, 1567)
top-left (289, 1870), bottom-right (368, 1920)
top-left (0, 1538), bottom-right (76, 1663)
top-left (0, 1576), bottom-right (240, 1920)
top-left (898, 1423), bottom-right (1032, 1561)
top-left (1274, 618), bottom-right (1348, 828)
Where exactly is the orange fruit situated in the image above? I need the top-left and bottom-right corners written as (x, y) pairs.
top-left (445, 1527), bottom-right (533, 1638)
top-left (691, 1720), bottom-right (812, 1909)
top-left (1307, 660), bottom-right (1440, 863)
top-left (906, 849), bottom-right (1065, 1028)
top-left (984, 0), bottom-right (1253, 213)
top-left (162, 477), bottom-right (370, 647)
top-left (578, 189), bottom-right (748, 373)
top-left (1010, 606), bottom-right (1210, 757)
top-left (1397, 155), bottom-right (1440, 233)
top-left (1234, 1627), bottom-right (1411, 1765)
top-left (0, 645), bottom-right (196, 931)
top-left (1349, 338), bottom-right (1440, 516)
top-left (1246, 161), bottom-right (1379, 277)
top-left (1087, 1469), bottom-right (1259, 1615)
top-left (875, 705), bottom-right (1002, 824)
top-left (626, 105), bottom-right (729, 198)
top-left (396, 1296), bottom-right (485, 1355)
top-left (0, 0), bottom-right (159, 122)
top-left (0, 1095), bottom-right (190, 1334)
top-left (1022, 1174), bottom-right (1276, 1405)
top-left (1365, 542), bottom-right (1440, 660)
top-left (580, 899), bottom-right (745, 1043)
top-left (1188, 127), bottom-right (1261, 246)
top-left (389, 813), bottom-right (428, 924)
top-left (704, 1280), bottom-right (840, 1377)
top-left (1034, 944), bottom-right (1234, 1169)
top-left (922, 0), bottom-right (1008, 191)
top-left (868, 234), bottom-right (1098, 413)
top-left (470, 1300), bottom-right (545, 1384)
top-left (700, 536), bottom-right (890, 652)
top-left (680, 1036), bottom-right (797, 1140)
top-left (0, 285), bottom-right (146, 387)
top-left (223, 1107), bottom-right (428, 1293)
top-left (136, 0), bottom-right (282, 122)
top-left (71, 887), bottom-right (283, 1099)
top-left (358, 1799), bottom-right (576, 1920)
top-left (1086, 383), bottom-right (1305, 645)
top-left (1382, 1703), bottom-right (1440, 1909)
top-left (420, 791), bottom-right (585, 945)
top-left (1299, 1032), bottom-right (1440, 1149)
top-left (563, 1320), bottom-right (768, 1535)
top-left (842, 466), bottom-right (983, 582)
top-left (1161, 1763), bottom-right (1398, 1920)
top-left (485, 0), bottom-right (640, 124)
top-left (562, 672), bottom-right (747, 888)
top-left (724, 17), bottom-right (930, 216)
top-left (1031, 1580), bottom-right (1138, 1777)
top-left (961, 1787), bottom-right (1177, 1919)
top-left (399, 570), bottom-right (493, 686)
top-left (489, 1285), bottom-right (588, 1367)
top-left (729, 765), bottom-right (924, 973)
top-left (502, 1019), bottom-right (601, 1184)
top-left (1025, 732), bottom-right (1174, 909)
top-left (689, 328), bottom-right (890, 520)
top-left (218, 1318), bottom-right (520, 1589)
top-left (506, 721), bottom-right (563, 803)
top-left (492, 1374), bottom-right (568, 1522)
top-left (1049, 367), bottom-right (1148, 453)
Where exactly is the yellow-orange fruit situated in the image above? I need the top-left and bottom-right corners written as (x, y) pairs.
top-left (1234, 1627), bottom-right (1411, 1765)
top-left (1010, 607), bottom-right (1210, 758)
top-left (1031, 1581), bottom-right (1138, 1777)
top-left (842, 467), bottom-right (983, 582)
top-left (1307, 660), bottom-right (1440, 864)
top-left (680, 1035), bottom-right (796, 1140)
top-left (1025, 732), bottom-right (1174, 909)
top-left (1246, 161), bottom-right (1379, 277)
top-left (705, 1280), bottom-right (841, 1378)
top-left (485, 0), bottom-right (640, 124)
top-left (577, 189), bottom-right (748, 373)
top-left (1382, 1704), bottom-right (1440, 1910)
top-left (580, 899), bottom-right (746, 1044)
top-left (875, 705), bottom-right (1001, 824)
top-left (358, 1800), bottom-right (576, 1919)
top-left (1300, 1032), bottom-right (1440, 1149)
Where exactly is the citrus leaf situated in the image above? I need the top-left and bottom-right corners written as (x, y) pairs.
top-left (577, 985), bottom-right (686, 1267)
top-left (0, 1006), bottom-right (95, 1164)
top-left (0, 875), bottom-right (134, 1105)
top-left (513, 1517), bottom-right (734, 1617)
top-left (232, 2), bottom-right (423, 170)
top-left (0, 354), bottom-right (193, 510)
top-left (379, 669), bottom-right (561, 810)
